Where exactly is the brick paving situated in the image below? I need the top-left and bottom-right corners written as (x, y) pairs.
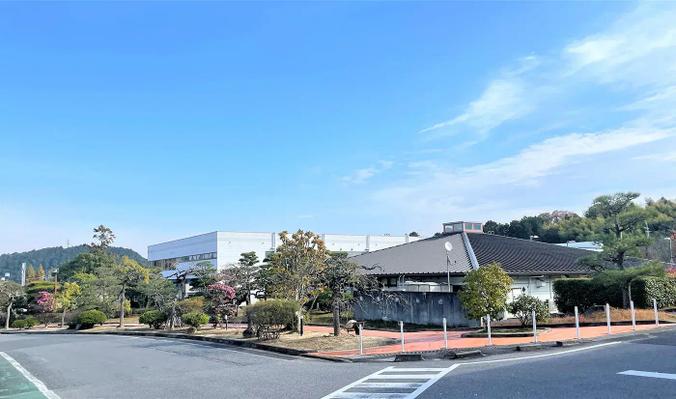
top-left (309, 323), bottom-right (671, 358)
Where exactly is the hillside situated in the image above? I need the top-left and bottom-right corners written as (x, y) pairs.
top-left (0, 245), bottom-right (147, 281)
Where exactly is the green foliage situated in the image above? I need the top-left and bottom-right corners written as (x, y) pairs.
top-left (554, 263), bottom-right (668, 312)
top-left (77, 309), bottom-right (107, 326)
top-left (507, 295), bottom-right (549, 326)
top-left (11, 317), bottom-right (38, 329)
top-left (458, 263), bottom-right (513, 320)
top-left (552, 278), bottom-right (596, 313)
top-left (245, 299), bottom-right (299, 339)
top-left (177, 297), bottom-right (205, 314)
top-left (56, 282), bottom-right (81, 313)
top-left (264, 230), bottom-right (328, 304)
top-left (632, 276), bottom-right (676, 308)
top-left (182, 311), bottom-right (209, 330)
top-left (139, 310), bottom-right (167, 329)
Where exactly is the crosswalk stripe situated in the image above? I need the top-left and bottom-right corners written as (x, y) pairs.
top-left (320, 365), bottom-right (458, 399)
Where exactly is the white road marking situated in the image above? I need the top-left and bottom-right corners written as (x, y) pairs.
top-left (320, 341), bottom-right (624, 399)
top-left (618, 370), bottom-right (676, 380)
top-left (0, 351), bottom-right (61, 399)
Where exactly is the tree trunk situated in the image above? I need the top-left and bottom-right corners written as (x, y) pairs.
top-left (332, 292), bottom-right (341, 337)
top-left (61, 307), bottom-right (66, 328)
top-left (5, 302), bottom-right (11, 330)
top-left (119, 285), bottom-right (126, 328)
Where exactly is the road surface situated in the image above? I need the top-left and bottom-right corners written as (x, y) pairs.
top-left (1, 328), bottom-right (675, 398)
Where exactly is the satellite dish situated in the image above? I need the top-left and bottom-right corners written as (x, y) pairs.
top-left (444, 241), bottom-right (453, 252)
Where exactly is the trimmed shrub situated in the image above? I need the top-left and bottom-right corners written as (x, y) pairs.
top-left (633, 276), bottom-right (676, 308)
top-left (139, 310), bottom-right (167, 329)
top-left (77, 309), bottom-right (107, 329)
top-left (553, 278), bottom-right (595, 313)
top-left (182, 311), bottom-right (209, 331)
top-left (10, 319), bottom-right (26, 329)
top-left (507, 295), bottom-right (549, 326)
top-left (245, 299), bottom-right (298, 340)
top-left (10, 317), bottom-right (38, 330)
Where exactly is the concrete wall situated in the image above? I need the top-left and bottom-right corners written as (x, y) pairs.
top-left (353, 291), bottom-right (471, 327)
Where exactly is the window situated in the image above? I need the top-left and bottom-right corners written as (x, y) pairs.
top-left (465, 223), bottom-right (473, 230)
top-left (473, 223), bottom-right (482, 231)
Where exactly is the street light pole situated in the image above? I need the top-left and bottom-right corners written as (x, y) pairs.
top-left (444, 242), bottom-right (453, 293)
top-left (666, 237), bottom-right (674, 265)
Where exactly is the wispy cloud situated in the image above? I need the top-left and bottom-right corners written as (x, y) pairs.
top-left (341, 160), bottom-right (394, 185)
top-left (368, 3), bottom-right (676, 230)
top-left (418, 78), bottom-right (533, 139)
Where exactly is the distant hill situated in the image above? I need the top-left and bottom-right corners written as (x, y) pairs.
top-left (0, 245), bottom-right (147, 282)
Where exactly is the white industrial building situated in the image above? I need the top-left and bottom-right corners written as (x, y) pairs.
top-left (148, 231), bottom-right (421, 272)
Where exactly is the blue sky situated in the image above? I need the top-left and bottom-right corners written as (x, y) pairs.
top-left (1, 2), bottom-right (675, 256)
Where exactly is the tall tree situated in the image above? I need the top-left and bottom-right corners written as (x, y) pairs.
top-left (37, 265), bottom-right (46, 281)
top-left (115, 256), bottom-right (149, 327)
top-left (56, 282), bottom-right (81, 327)
top-left (91, 225), bottom-right (116, 252)
top-left (0, 281), bottom-right (24, 329)
top-left (321, 253), bottom-right (371, 336)
top-left (26, 265), bottom-right (36, 282)
top-left (585, 192), bottom-right (651, 270)
top-left (232, 251), bottom-right (260, 306)
top-left (266, 230), bottom-right (328, 304)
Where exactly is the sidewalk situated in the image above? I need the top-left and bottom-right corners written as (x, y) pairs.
top-left (311, 323), bottom-right (671, 358)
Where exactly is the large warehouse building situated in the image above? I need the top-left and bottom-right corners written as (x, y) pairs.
top-left (148, 231), bottom-right (420, 272)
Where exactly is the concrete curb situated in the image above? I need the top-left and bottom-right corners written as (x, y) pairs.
top-left (0, 329), bottom-right (352, 362)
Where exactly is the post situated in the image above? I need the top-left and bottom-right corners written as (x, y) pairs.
top-left (442, 317), bottom-right (448, 349)
top-left (532, 309), bottom-right (537, 343)
top-left (486, 314), bottom-right (493, 346)
top-left (630, 301), bottom-right (636, 332)
top-left (399, 321), bottom-right (405, 352)
top-left (358, 324), bottom-right (363, 355)
top-left (653, 298), bottom-right (660, 326)
top-left (605, 303), bottom-right (611, 334)
top-left (574, 306), bottom-right (580, 339)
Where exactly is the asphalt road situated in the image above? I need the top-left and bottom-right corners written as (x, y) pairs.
top-left (1, 329), bottom-right (676, 399)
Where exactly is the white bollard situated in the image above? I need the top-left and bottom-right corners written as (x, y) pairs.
top-left (400, 321), bottom-right (405, 352)
top-left (653, 298), bottom-right (660, 326)
top-left (532, 309), bottom-right (538, 343)
top-left (358, 324), bottom-right (363, 355)
top-left (605, 303), bottom-right (611, 334)
top-left (630, 300), bottom-right (636, 332)
top-left (486, 314), bottom-right (493, 346)
top-left (574, 306), bottom-right (580, 339)
top-left (442, 317), bottom-right (448, 349)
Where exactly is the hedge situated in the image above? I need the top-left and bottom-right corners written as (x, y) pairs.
top-left (182, 311), bottom-right (209, 330)
top-left (632, 276), bottom-right (676, 308)
top-left (10, 317), bottom-right (38, 330)
top-left (554, 276), bottom-right (676, 313)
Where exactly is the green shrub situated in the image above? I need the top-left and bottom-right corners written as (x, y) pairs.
top-left (11, 320), bottom-right (26, 329)
top-left (10, 317), bottom-right (38, 330)
top-left (182, 311), bottom-right (209, 330)
top-left (507, 295), bottom-right (550, 326)
top-left (77, 309), bottom-right (108, 328)
top-left (633, 276), bottom-right (676, 308)
top-left (553, 278), bottom-right (595, 313)
top-left (139, 310), bottom-right (167, 329)
top-left (245, 299), bottom-right (298, 339)
top-left (177, 296), bottom-right (205, 315)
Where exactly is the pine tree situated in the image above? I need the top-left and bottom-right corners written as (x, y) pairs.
top-left (37, 265), bottom-right (46, 281)
top-left (26, 264), bottom-right (36, 281)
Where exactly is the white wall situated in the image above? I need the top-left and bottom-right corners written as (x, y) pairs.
top-left (149, 231), bottom-right (418, 272)
top-left (148, 232), bottom-right (217, 262)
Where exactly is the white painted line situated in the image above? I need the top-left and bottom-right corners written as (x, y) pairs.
top-left (321, 341), bottom-right (625, 399)
top-left (461, 342), bottom-right (623, 366)
top-left (618, 370), bottom-right (676, 380)
top-left (0, 352), bottom-right (61, 399)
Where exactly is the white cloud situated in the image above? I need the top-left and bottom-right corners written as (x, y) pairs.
top-left (419, 78), bottom-right (533, 139)
top-left (341, 160), bottom-right (394, 185)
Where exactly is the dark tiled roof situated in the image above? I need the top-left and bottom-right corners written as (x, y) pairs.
top-left (467, 233), bottom-right (591, 274)
top-left (349, 233), bottom-right (472, 276)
